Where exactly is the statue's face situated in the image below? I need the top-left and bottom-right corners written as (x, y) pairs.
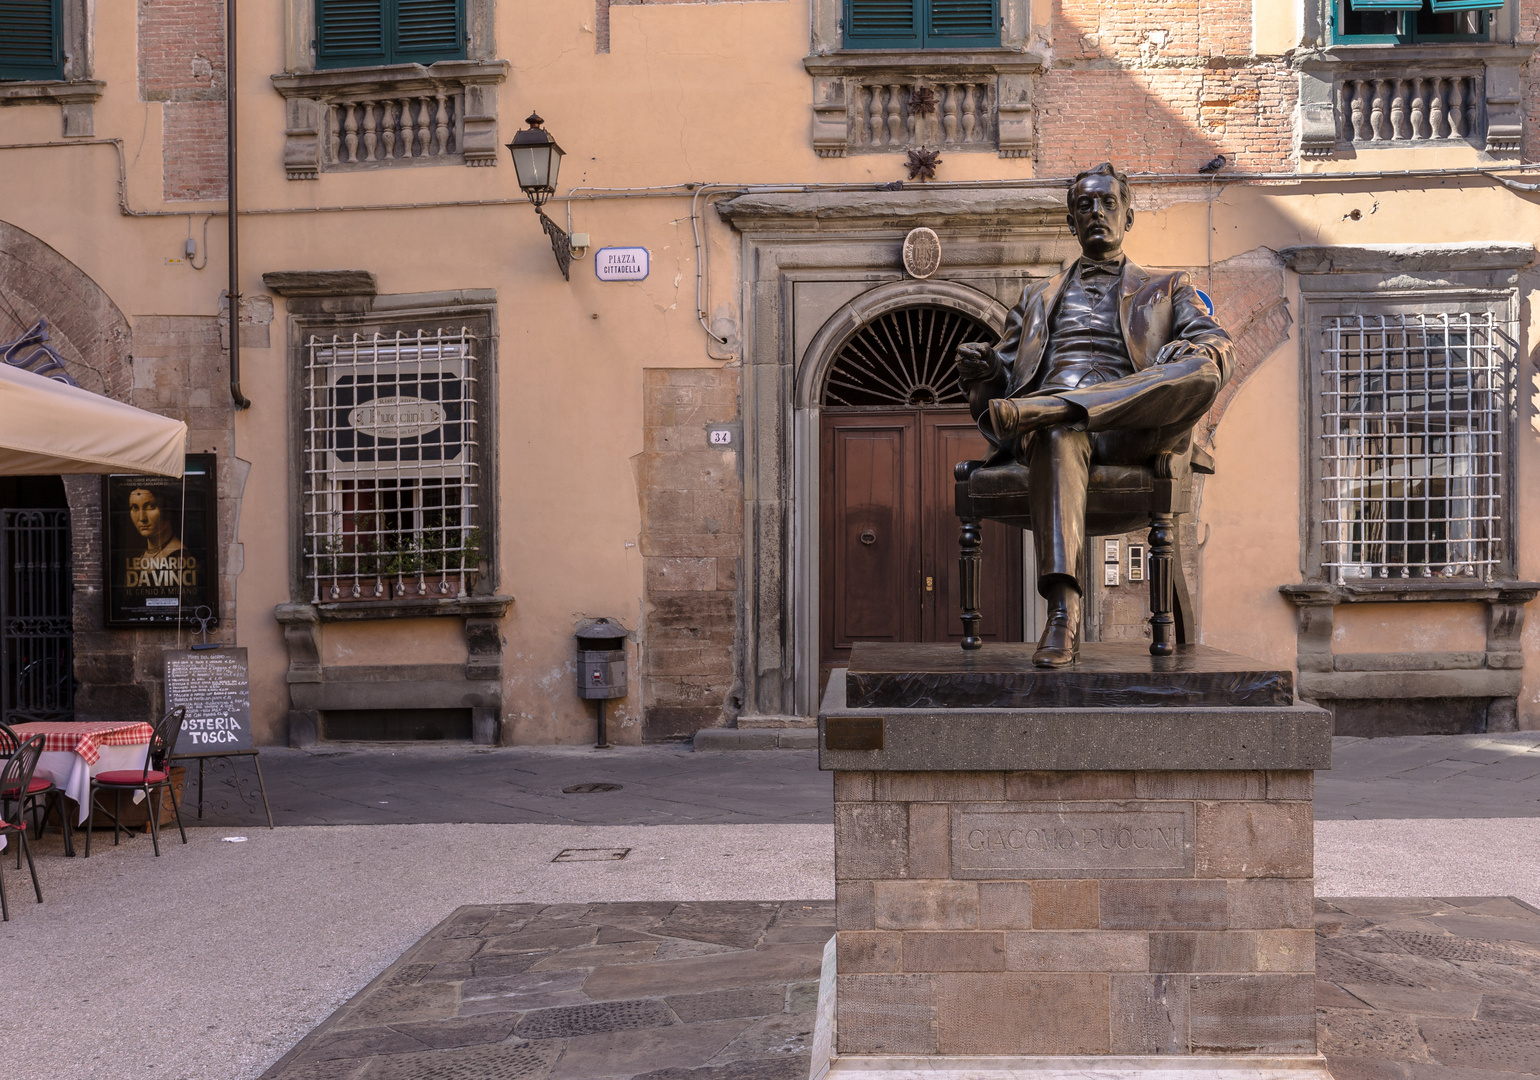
top-left (1066, 173), bottom-right (1133, 260)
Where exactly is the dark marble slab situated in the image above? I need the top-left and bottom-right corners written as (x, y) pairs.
top-left (846, 642), bottom-right (1294, 709)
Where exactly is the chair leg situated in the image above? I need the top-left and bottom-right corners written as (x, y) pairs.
top-left (85, 783), bottom-right (93, 858)
top-left (19, 828), bottom-right (40, 903)
top-left (0, 840), bottom-right (8, 921)
top-left (1148, 512), bottom-right (1176, 657)
top-left (147, 787), bottom-right (161, 857)
top-left (167, 779), bottom-right (188, 844)
top-left (113, 790), bottom-right (122, 846)
top-left (959, 516), bottom-right (984, 651)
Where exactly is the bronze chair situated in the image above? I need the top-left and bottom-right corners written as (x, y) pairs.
top-left (954, 442), bottom-right (1214, 655)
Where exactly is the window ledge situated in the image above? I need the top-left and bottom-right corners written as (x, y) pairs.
top-left (1279, 242), bottom-right (1537, 274)
top-left (277, 596), bottom-right (513, 623)
top-left (803, 50), bottom-right (1042, 160)
top-left (0, 79), bottom-right (104, 105)
top-left (803, 49), bottom-right (1044, 77)
top-left (1298, 42), bottom-right (1532, 68)
top-left (1280, 582), bottom-right (1540, 605)
top-left (270, 60), bottom-right (510, 179)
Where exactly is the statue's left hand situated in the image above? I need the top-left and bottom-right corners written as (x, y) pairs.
top-left (1153, 340), bottom-right (1198, 365)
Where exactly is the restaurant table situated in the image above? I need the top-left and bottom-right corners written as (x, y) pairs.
top-left (11, 720), bottom-right (154, 826)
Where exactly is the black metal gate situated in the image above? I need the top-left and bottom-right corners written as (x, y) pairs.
top-left (1, 509), bottom-right (74, 724)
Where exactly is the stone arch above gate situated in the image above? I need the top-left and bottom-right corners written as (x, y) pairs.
top-left (795, 279), bottom-right (1010, 411)
top-left (0, 220), bottom-right (132, 400)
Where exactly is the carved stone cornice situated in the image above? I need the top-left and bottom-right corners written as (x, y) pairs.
top-left (270, 60), bottom-right (510, 179)
top-left (717, 187), bottom-right (1066, 231)
top-left (0, 79), bottom-right (104, 105)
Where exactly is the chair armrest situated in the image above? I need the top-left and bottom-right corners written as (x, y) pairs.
top-left (955, 460), bottom-right (985, 483)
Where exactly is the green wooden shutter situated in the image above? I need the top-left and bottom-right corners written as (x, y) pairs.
top-left (1427, 0), bottom-right (1501, 10)
top-left (0, 0), bottom-right (63, 81)
top-left (317, 0), bottom-right (388, 68)
top-left (845, 0), bottom-right (921, 48)
top-left (926, 0), bottom-right (998, 45)
top-left (393, 0), bottom-right (464, 64)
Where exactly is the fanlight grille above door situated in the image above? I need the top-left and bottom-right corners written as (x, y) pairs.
top-left (822, 305), bottom-right (998, 408)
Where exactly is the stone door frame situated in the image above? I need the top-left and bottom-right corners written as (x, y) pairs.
top-left (720, 189), bottom-right (1077, 717)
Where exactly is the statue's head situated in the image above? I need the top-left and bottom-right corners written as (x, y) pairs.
top-left (1066, 162), bottom-right (1133, 261)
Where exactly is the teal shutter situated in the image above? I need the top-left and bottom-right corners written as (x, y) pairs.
top-left (926, 0), bottom-right (998, 45)
top-left (844, 0), bottom-right (998, 49)
top-left (393, 0), bottom-right (463, 64)
top-left (1347, 0), bottom-right (1420, 9)
top-left (845, 0), bottom-right (921, 48)
top-left (317, 0), bottom-right (388, 68)
top-left (1428, 0), bottom-right (1501, 10)
top-left (0, 0), bottom-right (63, 81)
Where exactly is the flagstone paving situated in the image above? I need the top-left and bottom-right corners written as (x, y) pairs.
top-left (258, 899), bottom-right (831, 1080)
top-left (259, 895), bottom-right (1540, 1080)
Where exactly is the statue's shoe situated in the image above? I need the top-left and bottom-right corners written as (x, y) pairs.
top-left (1032, 597), bottom-right (1081, 668)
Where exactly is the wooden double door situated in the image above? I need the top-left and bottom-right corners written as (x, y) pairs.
top-left (820, 408), bottom-right (1024, 675)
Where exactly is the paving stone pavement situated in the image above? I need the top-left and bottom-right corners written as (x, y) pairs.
top-left (259, 895), bottom-right (1540, 1080)
top-left (257, 899), bottom-right (830, 1080)
top-left (1315, 895), bottom-right (1540, 1080)
top-left (180, 745), bottom-right (834, 828)
top-left (1316, 733), bottom-right (1540, 820)
top-left (182, 730), bottom-right (1540, 830)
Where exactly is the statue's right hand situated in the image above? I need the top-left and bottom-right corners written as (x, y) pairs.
top-left (956, 342), bottom-right (997, 381)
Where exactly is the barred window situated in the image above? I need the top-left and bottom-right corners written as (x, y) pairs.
top-left (303, 328), bottom-right (482, 602)
top-left (1318, 311), bottom-right (1513, 584)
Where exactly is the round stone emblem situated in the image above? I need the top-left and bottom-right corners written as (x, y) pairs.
top-left (902, 227), bottom-right (942, 279)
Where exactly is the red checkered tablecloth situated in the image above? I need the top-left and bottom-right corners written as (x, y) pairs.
top-left (12, 721), bottom-right (154, 766)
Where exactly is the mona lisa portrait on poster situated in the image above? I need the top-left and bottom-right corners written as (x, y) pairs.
top-left (103, 454), bottom-right (218, 626)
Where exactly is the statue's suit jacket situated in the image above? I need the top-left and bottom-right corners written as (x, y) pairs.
top-left (963, 259), bottom-right (1236, 450)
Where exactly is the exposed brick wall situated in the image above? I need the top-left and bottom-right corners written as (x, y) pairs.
top-left (1037, 0), bottom-right (1295, 174)
top-left (1520, 0), bottom-right (1540, 160)
top-left (637, 367), bottom-right (743, 741)
top-left (162, 102), bottom-right (228, 202)
top-left (138, 0), bottom-right (225, 103)
top-left (139, 0), bottom-right (228, 201)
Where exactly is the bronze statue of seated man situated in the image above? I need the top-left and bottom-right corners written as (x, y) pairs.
top-left (955, 162), bottom-right (1236, 667)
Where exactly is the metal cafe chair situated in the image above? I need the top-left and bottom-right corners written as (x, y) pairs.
top-left (0, 719), bottom-right (75, 857)
top-left (0, 735), bottom-right (46, 920)
top-left (85, 706), bottom-right (188, 858)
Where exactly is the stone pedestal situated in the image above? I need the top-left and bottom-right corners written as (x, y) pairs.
top-left (814, 643), bottom-right (1334, 1080)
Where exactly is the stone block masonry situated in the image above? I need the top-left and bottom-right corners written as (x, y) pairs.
top-left (638, 367), bottom-right (743, 742)
top-left (832, 769), bottom-right (1317, 1056)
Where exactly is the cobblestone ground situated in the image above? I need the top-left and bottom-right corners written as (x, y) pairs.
top-left (261, 895), bottom-right (1540, 1080)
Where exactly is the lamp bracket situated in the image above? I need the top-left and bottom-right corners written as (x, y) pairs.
top-left (537, 208), bottom-right (573, 281)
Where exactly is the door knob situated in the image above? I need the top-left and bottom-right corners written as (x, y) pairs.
top-left (859, 530), bottom-right (876, 545)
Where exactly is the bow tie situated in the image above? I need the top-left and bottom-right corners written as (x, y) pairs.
top-left (1078, 258), bottom-right (1124, 279)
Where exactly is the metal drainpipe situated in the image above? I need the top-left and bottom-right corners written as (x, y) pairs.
top-left (227, 0), bottom-right (250, 410)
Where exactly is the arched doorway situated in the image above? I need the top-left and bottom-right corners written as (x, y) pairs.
top-left (818, 304), bottom-right (1024, 686)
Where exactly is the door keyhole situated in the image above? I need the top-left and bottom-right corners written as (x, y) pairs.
top-left (925, 576), bottom-right (934, 592)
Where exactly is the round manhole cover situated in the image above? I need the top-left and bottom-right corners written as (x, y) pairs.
top-left (562, 782), bottom-right (622, 794)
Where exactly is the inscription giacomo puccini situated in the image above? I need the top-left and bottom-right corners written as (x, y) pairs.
top-left (952, 804), bottom-right (1192, 878)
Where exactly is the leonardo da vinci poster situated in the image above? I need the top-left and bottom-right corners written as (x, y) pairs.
top-left (103, 454), bottom-right (217, 626)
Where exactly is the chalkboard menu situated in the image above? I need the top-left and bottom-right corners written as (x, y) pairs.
top-left (163, 648), bottom-right (253, 754)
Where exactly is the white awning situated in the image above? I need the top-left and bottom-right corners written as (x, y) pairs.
top-left (0, 363), bottom-right (187, 477)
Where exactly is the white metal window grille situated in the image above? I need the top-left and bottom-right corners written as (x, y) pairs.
top-left (303, 329), bottom-right (480, 602)
top-left (1318, 311), bottom-right (1512, 584)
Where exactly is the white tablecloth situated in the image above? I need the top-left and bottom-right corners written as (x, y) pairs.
top-left (36, 744), bottom-right (151, 824)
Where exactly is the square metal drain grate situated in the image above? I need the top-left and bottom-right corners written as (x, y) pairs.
top-left (552, 847), bottom-right (631, 862)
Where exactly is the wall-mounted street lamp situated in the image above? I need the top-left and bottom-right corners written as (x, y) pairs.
top-left (507, 112), bottom-right (578, 281)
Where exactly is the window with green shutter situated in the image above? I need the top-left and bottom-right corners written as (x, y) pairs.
top-left (1332, 0), bottom-right (1495, 42)
top-left (845, 0), bottom-right (998, 49)
top-left (317, 0), bottom-right (465, 69)
top-left (0, 0), bottom-right (63, 81)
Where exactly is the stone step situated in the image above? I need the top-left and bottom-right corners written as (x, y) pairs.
top-left (693, 727), bottom-right (818, 751)
top-left (736, 714), bottom-right (817, 729)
